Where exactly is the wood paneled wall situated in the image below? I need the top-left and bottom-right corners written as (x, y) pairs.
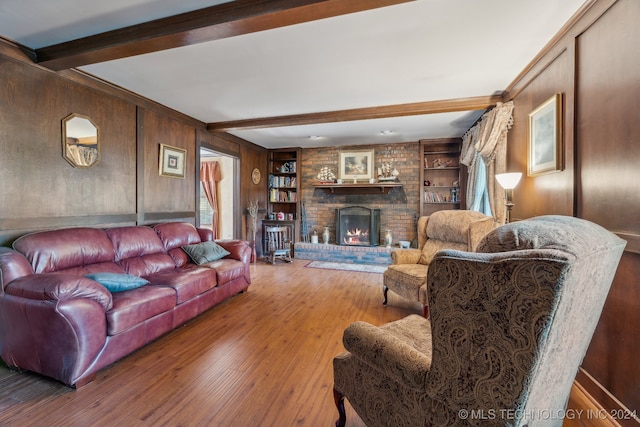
top-left (505, 0), bottom-right (639, 418)
top-left (0, 53), bottom-right (137, 242)
top-left (0, 40), bottom-right (265, 246)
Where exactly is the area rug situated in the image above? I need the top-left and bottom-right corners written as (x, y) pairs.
top-left (305, 261), bottom-right (387, 274)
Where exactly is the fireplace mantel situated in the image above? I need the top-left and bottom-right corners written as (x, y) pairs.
top-left (312, 182), bottom-right (402, 195)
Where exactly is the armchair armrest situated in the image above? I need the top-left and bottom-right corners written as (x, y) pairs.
top-left (424, 249), bottom-right (571, 410)
top-left (343, 320), bottom-right (432, 390)
top-left (390, 248), bottom-right (422, 265)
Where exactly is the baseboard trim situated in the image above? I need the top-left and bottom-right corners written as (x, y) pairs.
top-left (573, 368), bottom-right (638, 427)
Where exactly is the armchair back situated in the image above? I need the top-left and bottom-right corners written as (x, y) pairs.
top-left (336, 215), bottom-right (626, 427)
top-left (417, 210), bottom-right (495, 265)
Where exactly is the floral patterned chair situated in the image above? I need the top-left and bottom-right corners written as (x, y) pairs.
top-left (334, 215), bottom-right (626, 427)
top-left (383, 210), bottom-right (496, 317)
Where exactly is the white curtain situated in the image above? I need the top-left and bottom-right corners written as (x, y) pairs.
top-left (460, 101), bottom-right (514, 224)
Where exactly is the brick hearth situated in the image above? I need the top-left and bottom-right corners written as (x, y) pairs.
top-left (294, 242), bottom-right (392, 265)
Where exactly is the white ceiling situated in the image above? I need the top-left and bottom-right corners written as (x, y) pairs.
top-left (0, 0), bottom-right (586, 149)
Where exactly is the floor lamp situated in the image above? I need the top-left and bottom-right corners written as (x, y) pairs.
top-left (495, 172), bottom-right (522, 224)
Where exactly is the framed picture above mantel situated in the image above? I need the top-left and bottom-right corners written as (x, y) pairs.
top-left (528, 93), bottom-right (563, 177)
top-left (338, 150), bottom-right (374, 181)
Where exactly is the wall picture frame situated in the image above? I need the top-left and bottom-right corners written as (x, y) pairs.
top-left (338, 150), bottom-right (375, 181)
top-left (159, 144), bottom-right (186, 178)
top-left (528, 93), bottom-right (563, 176)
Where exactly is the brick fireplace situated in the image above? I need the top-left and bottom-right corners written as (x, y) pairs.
top-left (298, 143), bottom-right (420, 244)
top-left (293, 142), bottom-right (421, 264)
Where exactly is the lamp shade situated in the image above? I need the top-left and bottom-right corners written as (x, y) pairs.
top-left (495, 172), bottom-right (522, 190)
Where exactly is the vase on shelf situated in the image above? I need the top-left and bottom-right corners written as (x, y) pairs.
top-left (384, 229), bottom-right (393, 248)
top-left (322, 227), bottom-right (330, 245)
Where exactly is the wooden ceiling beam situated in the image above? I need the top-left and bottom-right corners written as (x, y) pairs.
top-left (207, 95), bottom-right (503, 131)
top-left (35, 0), bottom-right (413, 70)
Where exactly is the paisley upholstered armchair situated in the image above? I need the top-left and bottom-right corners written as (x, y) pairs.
top-left (334, 215), bottom-right (625, 427)
top-left (383, 210), bottom-right (495, 317)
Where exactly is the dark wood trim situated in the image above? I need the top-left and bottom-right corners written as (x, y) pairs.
top-left (136, 106), bottom-right (146, 225)
top-left (0, 215), bottom-right (137, 231)
top-left (211, 131), bottom-right (267, 154)
top-left (312, 182), bottom-right (403, 195)
top-left (143, 212), bottom-right (196, 223)
top-left (615, 232), bottom-right (640, 255)
top-left (503, 0), bottom-right (616, 100)
top-left (575, 368), bottom-right (639, 426)
top-left (208, 95), bottom-right (502, 131)
top-left (58, 69), bottom-right (206, 129)
top-left (35, 0), bottom-right (412, 70)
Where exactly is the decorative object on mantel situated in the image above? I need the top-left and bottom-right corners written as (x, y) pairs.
top-left (377, 162), bottom-right (399, 182)
top-left (323, 227), bottom-right (330, 245)
top-left (247, 200), bottom-right (259, 263)
top-left (311, 230), bottom-right (318, 244)
top-left (316, 166), bottom-right (336, 183)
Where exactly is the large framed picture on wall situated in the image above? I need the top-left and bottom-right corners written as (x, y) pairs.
top-left (528, 93), bottom-right (563, 176)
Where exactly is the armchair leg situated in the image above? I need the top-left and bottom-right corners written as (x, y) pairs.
top-left (333, 388), bottom-right (346, 427)
top-left (382, 285), bottom-right (388, 305)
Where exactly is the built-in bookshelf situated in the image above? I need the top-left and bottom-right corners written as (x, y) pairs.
top-left (420, 138), bottom-right (465, 216)
top-left (264, 148), bottom-right (301, 250)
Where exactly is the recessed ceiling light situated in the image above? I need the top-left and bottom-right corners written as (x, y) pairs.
top-left (309, 135), bottom-right (321, 140)
top-left (380, 130), bottom-right (393, 135)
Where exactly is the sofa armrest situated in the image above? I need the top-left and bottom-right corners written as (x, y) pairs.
top-left (215, 240), bottom-right (251, 264)
top-left (343, 320), bottom-right (431, 390)
top-left (0, 247), bottom-right (34, 291)
top-left (5, 273), bottom-right (113, 311)
top-left (197, 227), bottom-right (214, 242)
top-left (390, 248), bottom-right (422, 265)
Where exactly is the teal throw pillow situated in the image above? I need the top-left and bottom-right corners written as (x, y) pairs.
top-left (85, 272), bottom-right (149, 293)
top-left (182, 241), bottom-right (230, 264)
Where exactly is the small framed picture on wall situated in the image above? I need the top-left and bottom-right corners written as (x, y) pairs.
top-left (159, 144), bottom-right (186, 178)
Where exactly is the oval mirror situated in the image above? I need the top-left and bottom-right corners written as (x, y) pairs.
top-left (62, 113), bottom-right (99, 168)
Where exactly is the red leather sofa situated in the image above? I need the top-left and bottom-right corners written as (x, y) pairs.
top-left (0, 222), bottom-right (251, 388)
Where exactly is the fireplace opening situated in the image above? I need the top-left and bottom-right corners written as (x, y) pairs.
top-left (336, 206), bottom-right (380, 246)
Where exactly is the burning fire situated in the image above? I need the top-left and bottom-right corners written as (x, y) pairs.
top-left (343, 228), bottom-right (369, 245)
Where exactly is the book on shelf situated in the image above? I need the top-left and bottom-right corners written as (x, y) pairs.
top-left (269, 175), bottom-right (297, 188)
top-left (424, 188), bottom-right (459, 203)
top-left (270, 189), bottom-right (297, 203)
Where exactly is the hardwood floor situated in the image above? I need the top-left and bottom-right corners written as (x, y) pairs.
top-left (0, 260), bottom-right (417, 426)
top-left (0, 260), bottom-right (605, 426)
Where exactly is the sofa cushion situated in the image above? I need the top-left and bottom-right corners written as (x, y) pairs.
top-left (107, 285), bottom-right (176, 335)
top-left (182, 241), bottom-right (230, 265)
top-left (106, 226), bottom-right (165, 260)
top-left (12, 228), bottom-right (115, 274)
top-left (199, 258), bottom-right (247, 286)
top-left (154, 222), bottom-right (202, 251)
top-left (146, 266), bottom-right (218, 304)
top-left (85, 272), bottom-right (150, 293)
